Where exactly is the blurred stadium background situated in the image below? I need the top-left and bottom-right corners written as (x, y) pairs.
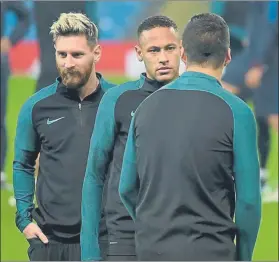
top-left (1, 1), bottom-right (278, 261)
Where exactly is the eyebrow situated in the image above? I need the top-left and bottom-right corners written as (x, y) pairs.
top-left (56, 50), bottom-right (85, 54)
top-left (147, 43), bottom-right (177, 49)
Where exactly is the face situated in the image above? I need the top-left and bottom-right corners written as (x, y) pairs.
top-left (55, 35), bottom-right (101, 89)
top-left (135, 27), bottom-right (183, 84)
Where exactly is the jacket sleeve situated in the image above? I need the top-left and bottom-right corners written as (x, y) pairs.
top-left (13, 101), bottom-right (40, 232)
top-left (81, 90), bottom-right (118, 261)
top-left (119, 115), bottom-right (138, 221)
top-left (233, 105), bottom-right (261, 261)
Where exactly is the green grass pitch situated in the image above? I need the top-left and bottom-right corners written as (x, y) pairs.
top-left (1, 76), bottom-right (278, 261)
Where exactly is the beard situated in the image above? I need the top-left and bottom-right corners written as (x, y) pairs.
top-left (57, 63), bottom-right (93, 90)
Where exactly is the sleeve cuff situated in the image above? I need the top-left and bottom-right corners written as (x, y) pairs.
top-left (18, 218), bottom-right (32, 232)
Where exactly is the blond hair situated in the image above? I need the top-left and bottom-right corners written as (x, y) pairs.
top-left (50, 12), bottom-right (98, 45)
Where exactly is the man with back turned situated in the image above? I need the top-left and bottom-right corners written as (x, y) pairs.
top-left (119, 13), bottom-right (261, 261)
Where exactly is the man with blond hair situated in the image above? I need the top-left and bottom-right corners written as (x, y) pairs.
top-left (13, 12), bottom-right (114, 261)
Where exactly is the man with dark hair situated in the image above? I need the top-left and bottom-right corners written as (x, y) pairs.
top-left (13, 13), bottom-right (114, 261)
top-left (1, 1), bottom-right (30, 189)
top-left (137, 15), bottom-right (178, 36)
top-left (81, 15), bottom-right (182, 261)
top-left (119, 13), bottom-right (261, 261)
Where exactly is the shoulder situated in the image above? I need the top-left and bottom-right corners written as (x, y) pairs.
top-left (100, 77), bottom-right (116, 92)
top-left (219, 88), bottom-right (253, 118)
top-left (19, 82), bottom-right (58, 115)
top-left (100, 78), bottom-right (143, 104)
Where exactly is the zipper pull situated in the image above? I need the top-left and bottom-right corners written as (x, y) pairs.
top-left (78, 103), bottom-right (81, 110)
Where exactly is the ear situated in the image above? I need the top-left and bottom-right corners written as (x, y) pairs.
top-left (224, 48), bottom-right (231, 67)
top-left (181, 52), bottom-right (187, 65)
top-left (53, 44), bottom-right (57, 55)
top-left (135, 44), bottom-right (143, 62)
top-left (54, 45), bottom-right (58, 58)
top-left (179, 40), bottom-right (184, 58)
top-left (93, 44), bottom-right (102, 63)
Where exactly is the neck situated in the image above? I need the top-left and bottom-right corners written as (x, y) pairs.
top-left (78, 71), bottom-right (99, 101)
top-left (186, 65), bottom-right (223, 82)
top-left (145, 72), bottom-right (179, 85)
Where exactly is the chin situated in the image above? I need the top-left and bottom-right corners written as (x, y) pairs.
top-left (157, 74), bottom-right (175, 84)
top-left (62, 77), bottom-right (81, 88)
top-left (64, 81), bottom-right (81, 89)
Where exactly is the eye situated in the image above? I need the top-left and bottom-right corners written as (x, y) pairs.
top-left (166, 46), bottom-right (176, 51)
top-left (58, 52), bottom-right (67, 58)
top-left (72, 53), bottom-right (84, 58)
top-left (148, 47), bottom-right (160, 53)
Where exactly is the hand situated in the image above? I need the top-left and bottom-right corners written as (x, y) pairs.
top-left (268, 114), bottom-right (278, 132)
top-left (35, 154), bottom-right (40, 177)
top-left (241, 38), bottom-right (249, 48)
top-left (1, 37), bottom-right (12, 54)
top-left (245, 66), bottom-right (264, 89)
top-left (23, 223), bottom-right (49, 244)
top-left (221, 81), bottom-right (240, 95)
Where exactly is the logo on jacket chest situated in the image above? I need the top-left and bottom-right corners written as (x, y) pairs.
top-left (46, 117), bottom-right (65, 125)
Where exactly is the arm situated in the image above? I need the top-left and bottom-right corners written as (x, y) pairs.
top-left (260, 21), bottom-right (278, 66)
top-left (5, 2), bottom-right (30, 46)
top-left (248, 2), bottom-right (277, 66)
top-left (119, 116), bottom-right (138, 221)
top-left (81, 91), bottom-right (117, 261)
top-left (244, 20), bottom-right (277, 89)
top-left (13, 102), bottom-right (40, 232)
top-left (233, 106), bottom-right (262, 261)
top-left (258, 1), bottom-right (278, 65)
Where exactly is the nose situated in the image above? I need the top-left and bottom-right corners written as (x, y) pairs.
top-left (64, 56), bottom-right (75, 69)
top-left (158, 50), bottom-right (169, 64)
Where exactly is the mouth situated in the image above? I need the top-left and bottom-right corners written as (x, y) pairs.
top-left (63, 71), bottom-right (79, 79)
top-left (65, 71), bottom-right (77, 76)
top-left (157, 67), bottom-right (172, 74)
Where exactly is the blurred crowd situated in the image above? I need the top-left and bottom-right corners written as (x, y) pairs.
top-left (213, 1), bottom-right (278, 198)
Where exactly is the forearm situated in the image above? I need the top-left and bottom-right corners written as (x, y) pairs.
top-left (81, 174), bottom-right (103, 261)
top-left (13, 157), bottom-right (35, 232)
top-left (119, 186), bottom-right (136, 221)
top-left (119, 116), bottom-right (138, 221)
top-left (233, 105), bottom-right (262, 261)
top-left (235, 197), bottom-right (261, 261)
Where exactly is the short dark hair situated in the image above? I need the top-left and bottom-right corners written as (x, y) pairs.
top-left (182, 13), bottom-right (230, 69)
top-left (137, 15), bottom-right (178, 37)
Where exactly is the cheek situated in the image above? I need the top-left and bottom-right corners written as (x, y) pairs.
top-left (171, 52), bottom-right (181, 65)
top-left (56, 64), bottom-right (64, 73)
top-left (77, 58), bottom-right (93, 71)
top-left (55, 59), bottom-right (63, 68)
top-left (85, 57), bottom-right (94, 69)
top-left (144, 59), bottom-right (157, 73)
top-left (146, 54), bottom-right (158, 65)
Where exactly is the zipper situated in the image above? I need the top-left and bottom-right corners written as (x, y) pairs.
top-left (78, 102), bottom-right (83, 127)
